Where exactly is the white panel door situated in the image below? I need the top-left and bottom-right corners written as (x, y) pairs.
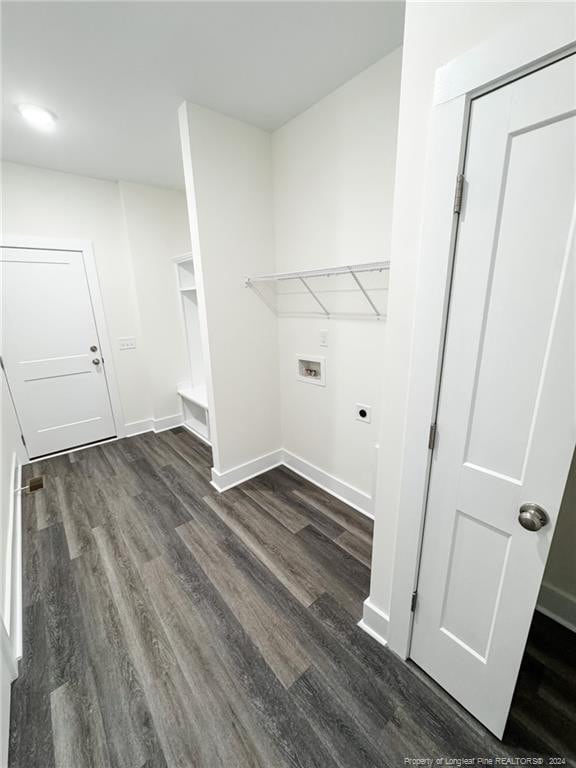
top-left (410, 54), bottom-right (576, 738)
top-left (1, 247), bottom-right (117, 458)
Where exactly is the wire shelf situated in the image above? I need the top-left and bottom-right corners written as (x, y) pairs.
top-left (245, 261), bottom-right (390, 319)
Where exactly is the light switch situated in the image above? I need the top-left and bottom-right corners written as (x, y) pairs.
top-left (320, 329), bottom-right (328, 348)
top-left (118, 337), bottom-right (136, 351)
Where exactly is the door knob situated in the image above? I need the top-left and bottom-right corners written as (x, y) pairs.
top-left (90, 345), bottom-right (98, 352)
top-left (518, 503), bottom-right (549, 532)
top-left (92, 358), bottom-right (101, 366)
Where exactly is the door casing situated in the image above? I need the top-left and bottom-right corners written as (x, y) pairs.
top-left (384, 10), bottom-right (576, 661)
top-left (0, 236), bottom-right (125, 457)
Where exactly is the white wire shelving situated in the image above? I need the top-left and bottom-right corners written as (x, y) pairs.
top-left (245, 261), bottom-right (390, 320)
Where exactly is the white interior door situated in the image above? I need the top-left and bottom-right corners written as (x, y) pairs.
top-left (1, 247), bottom-right (117, 458)
top-left (410, 54), bottom-right (576, 738)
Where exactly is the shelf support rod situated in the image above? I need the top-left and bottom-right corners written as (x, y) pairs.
top-left (348, 267), bottom-right (380, 317)
top-left (299, 277), bottom-right (330, 316)
top-left (246, 281), bottom-right (279, 316)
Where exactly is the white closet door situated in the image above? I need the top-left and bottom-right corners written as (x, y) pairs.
top-left (410, 54), bottom-right (576, 738)
top-left (2, 247), bottom-right (117, 457)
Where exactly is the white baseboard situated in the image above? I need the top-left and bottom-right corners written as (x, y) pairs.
top-left (211, 449), bottom-right (284, 493)
top-left (209, 447), bottom-right (375, 519)
top-left (3, 454), bottom-right (23, 661)
top-left (0, 620), bottom-right (17, 685)
top-left (2, 455), bottom-right (16, 636)
top-left (125, 414), bottom-right (183, 438)
top-left (153, 414), bottom-right (184, 433)
top-left (282, 450), bottom-right (374, 519)
top-left (124, 418), bottom-right (153, 437)
top-left (11, 463), bottom-right (23, 661)
top-left (537, 581), bottom-right (576, 634)
top-left (181, 423), bottom-right (211, 446)
top-left (359, 597), bottom-right (389, 647)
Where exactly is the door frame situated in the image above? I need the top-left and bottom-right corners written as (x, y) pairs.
top-left (387, 9), bottom-right (576, 660)
top-left (0, 235), bottom-right (125, 456)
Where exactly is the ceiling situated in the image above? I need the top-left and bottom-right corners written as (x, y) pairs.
top-left (1, 1), bottom-right (404, 189)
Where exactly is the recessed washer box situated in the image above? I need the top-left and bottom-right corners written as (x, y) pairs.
top-left (297, 355), bottom-right (325, 386)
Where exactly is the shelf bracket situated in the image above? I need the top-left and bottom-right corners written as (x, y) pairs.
top-left (299, 277), bottom-right (330, 316)
top-left (246, 280), bottom-right (279, 316)
top-left (348, 267), bottom-right (381, 317)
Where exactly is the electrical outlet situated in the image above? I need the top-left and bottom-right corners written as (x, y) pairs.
top-left (355, 403), bottom-right (372, 423)
top-left (118, 337), bottom-right (136, 351)
top-left (319, 329), bottom-right (328, 348)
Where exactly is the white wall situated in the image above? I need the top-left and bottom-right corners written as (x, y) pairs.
top-left (179, 104), bottom-right (281, 477)
top-left (0, 164), bottom-right (190, 766)
top-left (539, 450), bottom-right (576, 631)
top-left (1, 162), bottom-right (190, 435)
top-left (273, 51), bottom-right (402, 507)
top-left (119, 181), bottom-right (190, 427)
top-left (367, 1), bottom-right (575, 623)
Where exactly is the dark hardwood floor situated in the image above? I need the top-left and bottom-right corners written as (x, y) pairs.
top-left (9, 428), bottom-right (576, 767)
top-left (506, 611), bottom-right (576, 762)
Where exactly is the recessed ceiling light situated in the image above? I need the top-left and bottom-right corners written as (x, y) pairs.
top-left (17, 104), bottom-right (58, 132)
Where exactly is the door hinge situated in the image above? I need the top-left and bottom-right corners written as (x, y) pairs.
top-left (0, 355), bottom-right (4, 371)
top-left (453, 173), bottom-right (465, 215)
top-left (428, 422), bottom-right (438, 451)
top-left (411, 590), bottom-right (418, 613)
top-left (20, 434), bottom-right (27, 448)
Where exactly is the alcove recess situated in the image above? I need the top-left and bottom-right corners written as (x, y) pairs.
top-left (173, 253), bottom-right (210, 442)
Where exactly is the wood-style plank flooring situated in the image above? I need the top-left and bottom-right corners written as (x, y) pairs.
top-left (9, 428), bottom-right (576, 767)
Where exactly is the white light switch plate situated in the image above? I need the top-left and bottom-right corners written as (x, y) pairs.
top-left (118, 337), bottom-right (136, 351)
top-left (320, 329), bottom-right (328, 347)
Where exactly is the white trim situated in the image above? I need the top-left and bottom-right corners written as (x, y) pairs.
top-left (282, 450), bottom-right (374, 519)
top-left (387, 95), bottom-right (468, 658)
top-left (152, 413), bottom-right (184, 434)
top-left (2, 455), bottom-right (18, 639)
top-left (124, 419), bottom-right (153, 438)
top-left (0, 621), bottom-right (17, 683)
top-left (0, 235), bottom-right (126, 443)
top-left (181, 422), bottom-right (212, 447)
top-left (210, 449), bottom-right (284, 493)
top-left (11, 463), bottom-right (23, 661)
top-left (435, 5), bottom-right (576, 105)
top-left (209, 446), bottom-right (375, 518)
top-left (125, 413), bottom-right (183, 438)
top-left (358, 598), bottom-right (389, 648)
top-left (0, 454), bottom-right (21, 729)
top-left (26, 416), bottom-right (183, 462)
top-left (27, 436), bottom-right (119, 463)
top-left (178, 104), bottom-right (222, 474)
top-left (537, 582), bottom-right (576, 634)
top-left (385, 18), bottom-right (576, 660)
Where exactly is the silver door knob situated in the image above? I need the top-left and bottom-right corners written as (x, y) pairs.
top-left (92, 358), bottom-right (101, 366)
top-left (518, 503), bottom-right (549, 532)
top-left (90, 345), bottom-right (98, 352)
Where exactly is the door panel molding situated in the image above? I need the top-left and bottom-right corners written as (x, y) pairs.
top-left (0, 236), bottom-right (125, 453)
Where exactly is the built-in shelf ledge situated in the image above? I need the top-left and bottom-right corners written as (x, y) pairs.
top-left (177, 385), bottom-right (208, 409)
top-left (179, 286), bottom-right (197, 293)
